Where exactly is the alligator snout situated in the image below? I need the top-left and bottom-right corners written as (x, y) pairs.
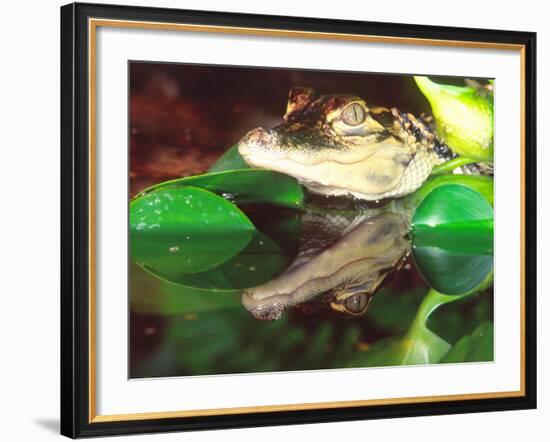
top-left (238, 127), bottom-right (276, 154)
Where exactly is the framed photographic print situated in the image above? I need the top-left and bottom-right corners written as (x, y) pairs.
top-left (60, 2), bottom-right (537, 438)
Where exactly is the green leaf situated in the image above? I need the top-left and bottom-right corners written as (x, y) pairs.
top-left (400, 326), bottom-right (452, 365)
top-left (142, 229), bottom-right (292, 290)
top-left (130, 262), bottom-right (240, 315)
top-left (208, 144), bottom-right (250, 172)
top-left (413, 222), bottom-right (493, 255)
top-left (348, 289), bottom-right (456, 367)
top-left (399, 289), bottom-right (456, 364)
top-left (135, 169), bottom-right (304, 209)
top-left (441, 321), bottom-right (494, 363)
top-left (130, 186), bottom-right (255, 275)
top-left (411, 184), bottom-right (494, 295)
top-left (426, 291), bottom-right (493, 344)
top-left (409, 174), bottom-right (493, 208)
top-left (348, 330), bottom-right (451, 369)
top-left (431, 156), bottom-right (479, 175)
top-left (414, 76), bottom-right (493, 161)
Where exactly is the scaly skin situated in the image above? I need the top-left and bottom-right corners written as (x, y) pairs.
top-left (241, 208), bottom-right (411, 321)
top-left (238, 87), bottom-right (454, 201)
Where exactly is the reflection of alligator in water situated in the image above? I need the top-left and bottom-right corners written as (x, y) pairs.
top-left (241, 208), bottom-right (411, 321)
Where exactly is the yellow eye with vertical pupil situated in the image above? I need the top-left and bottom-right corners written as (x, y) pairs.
top-left (341, 103), bottom-right (366, 126)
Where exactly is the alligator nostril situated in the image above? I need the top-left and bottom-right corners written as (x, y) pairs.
top-left (251, 127), bottom-right (271, 140)
top-left (238, 127), bottom-right (276, 155)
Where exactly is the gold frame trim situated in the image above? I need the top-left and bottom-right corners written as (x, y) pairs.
top-left (88, 18), bottom-right (527, 424)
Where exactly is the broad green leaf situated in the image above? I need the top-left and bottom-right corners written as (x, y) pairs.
top-left (441, 321), bottom-right (494, 363)
top-left (208, 144), bottom-right (250, 172)
top-left (413, 223), bottom-right (493, 255)
top-left (411, 185), bottom-right (494, 295)
top-left (413, 251), bottom-right (493, 295)
top-left (134, 209), bottom-right (301, 291)
top-left (130, 186), bottom-right (254, 275)
top-left (409, 174), bottom-right (493, 208)
top-left (414, 76), bottom-right (493, 161)
top-left (129, 262), bottom-right (240, 315)
top-left (141, 230), bottom-right (292, 290)
top-left (135, 169), bottom-right (304, 209)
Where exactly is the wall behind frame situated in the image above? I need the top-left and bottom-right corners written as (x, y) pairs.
top-left (0, 0), bottom-right (545, 441)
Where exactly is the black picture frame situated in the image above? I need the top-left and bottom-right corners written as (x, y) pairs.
top-left (61, 2), bottom-right (537, 438)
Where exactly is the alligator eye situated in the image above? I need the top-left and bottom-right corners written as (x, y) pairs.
top-left (343, 293), bottom-right (370, 315)
top-left (341, 103), bottom-right (366, 126)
